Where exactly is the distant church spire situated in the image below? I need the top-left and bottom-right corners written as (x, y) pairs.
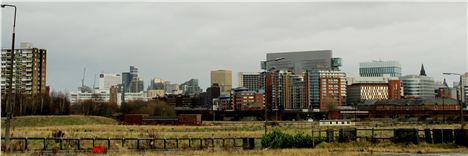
top-left (419, 64), bottom-right (427, 76)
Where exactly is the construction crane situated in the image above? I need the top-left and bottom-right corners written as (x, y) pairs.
top-left (79, 68), bottom-right (92, 93)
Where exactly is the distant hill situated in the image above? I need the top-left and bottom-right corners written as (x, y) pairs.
top-left (1, 115), bottom-right (118, 127)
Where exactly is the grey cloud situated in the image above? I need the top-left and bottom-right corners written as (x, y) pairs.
top-left (1, 2), bottom-right (466, 91)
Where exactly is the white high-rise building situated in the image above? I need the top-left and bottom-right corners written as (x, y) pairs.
top-left (98, 73), bottom-right (121, 91)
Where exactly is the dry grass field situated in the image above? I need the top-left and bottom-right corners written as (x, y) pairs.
top-left (2, 115), bottom-right (468, 155)
top-left (1, 116), bottom-right (463, 138)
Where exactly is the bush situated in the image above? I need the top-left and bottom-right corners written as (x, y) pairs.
top-left (261, 129), bottom-right (323, 148)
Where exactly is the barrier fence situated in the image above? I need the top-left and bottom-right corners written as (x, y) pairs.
top-left (2, 128), bottom-right (468, 152)
top-left (1, 137), bottom-right (259, 152)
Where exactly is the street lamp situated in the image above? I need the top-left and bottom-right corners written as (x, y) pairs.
top-left (2, 3), bottom-right (17, 151)
top-left (263, 57), bottom-right (285, 135)
top-left (443, 72), bottom-right (465, 129)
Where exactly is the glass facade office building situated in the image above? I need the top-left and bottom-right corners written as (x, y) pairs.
top-left (359, 61), bottom-right (401, 77)
top-left (401, 75), bottom-right (435, 97)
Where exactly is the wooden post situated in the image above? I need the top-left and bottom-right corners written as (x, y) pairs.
top-left (60, 138), bottom-right (63, 150)
top-left (137, 139), bottom-right (140, 149)
top-left (121, 138), bottom-right (125, 148)
top-left (211, 138), bottom-right (215, 148)
top-left (371, 128), bottom-right (375, 143)
top-left (77, 139), bottom-right (81, 150)
top-left (176, 138), bottom-right (179, 149)
top-left (43, 138), bottom-right (47, 150)
top-left (319, 128), bottom-right (322, 138)
top-left (92, 138), bottom-right (95, 147)
top-left (107, 138), bottom-right (111, 149)
top-left (163, 139), bottom-right (166, 149)
top-left (24, 138), bottom-right (28, 151)
top-left (200, 139), bottom-right (203, 149)
top-left (312, 130), bottom-right (315, 147)
top-left (222, 138), bottom-right (225, 148)
top-left (189, 138), bottom-right (192, 148)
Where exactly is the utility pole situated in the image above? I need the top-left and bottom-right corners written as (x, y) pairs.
top-left (2, 4), bottom-right (17, 152)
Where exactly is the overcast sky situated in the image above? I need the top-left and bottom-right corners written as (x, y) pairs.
top-left (1, 2), bottom-right (466, 93)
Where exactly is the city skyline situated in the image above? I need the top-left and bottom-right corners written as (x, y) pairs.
top-left (1, 2), bottom-right (466, 92)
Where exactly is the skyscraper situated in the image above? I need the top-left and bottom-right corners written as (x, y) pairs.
top-left (211, 70), bottom-right (232, 95)
top-left (121, 66), bottom-right (144, 93)
top-left (359, 60), bottom-right (401, 77)
top-left (1, 42), bottom-right (47, 95)
top-left (306, 70), bottom-right (347, 111)
top-left (129, 77), bottom-right (144, 93)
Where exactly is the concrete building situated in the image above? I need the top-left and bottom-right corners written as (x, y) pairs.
top-left (98, 73), bottom-right (121, 91)
top-left (463, 73), bottom-right (468, 106)
top-left (452, 72), bottom-right (468, 107)
top-left (232, 87), bottom-right (264, 111)
top-left (147, 89), bottom-right (165, 98)
top-left (1, 42), bottom-right (47, 95)
top-left (306, 70), bottom-right (347, 111)
top-left (211, 70), bottom-right (232, 95)
top-left (69, 89), bottom-right (148, 105)
top-left (165, 83), bottom-right (181, 95)
top-left (401, 64), bottom-right (435, 98)
top-left (347, 83), bottom-right (389, 104)
top-left (359, 60), bottom-right (401, 77)
top-left (207, 83), bottom-right (221, 106)
top-left (213, 95), bottom-right (233, 111)
top-left (346, 76), bottom-right (401, 104)
top-left (264, 70), bottom-right (306, 110)
top-left (148, 77), bottom-right (167, 90)
top-left (180, 79), bottom-right (202, 96)
top-left (265, 50), bottom-right (332, 74)
top-left (129, 77), bottom-right (144, 93)
top-left (238, 72), bottom-right (261, 91)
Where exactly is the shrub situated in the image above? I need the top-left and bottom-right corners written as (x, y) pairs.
top-left (261, 129), bottom-right (323, 148)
